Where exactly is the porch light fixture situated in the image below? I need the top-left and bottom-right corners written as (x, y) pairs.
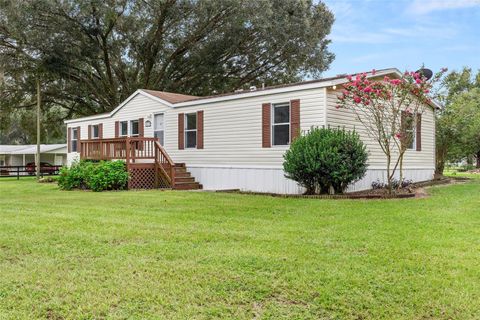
top-left (145, 120), bottom-right (152, 127)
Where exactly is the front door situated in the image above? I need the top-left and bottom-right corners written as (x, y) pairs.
top-left (154, 113), bottom-right (165, 146)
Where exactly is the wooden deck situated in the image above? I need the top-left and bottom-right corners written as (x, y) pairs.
top-left (79, 137), bottom-right (201, 190)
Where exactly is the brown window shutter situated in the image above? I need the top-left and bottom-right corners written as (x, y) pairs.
top-left (98, 123), bottom-right (103, 139)
top-left (77, 126), bottom-right (81, 149)
top-left (178, 113), bottom-right (185, 150)
top-left (67, 127), bottom-right (71, 152)
top-left (88, 125), bottom-right (92, 139)
top-left (416, 114), bottom-right (422, 151)
top-left (138, 118), bottom-right (144, 137)
top-left (290, 99), bottom-right (300, 142)
top-left (115, 121), bottom-right (119, 137)
top-left (262, 103), bottom-right (271, 148)
top-left (197, 110), bottom-right (204, 149)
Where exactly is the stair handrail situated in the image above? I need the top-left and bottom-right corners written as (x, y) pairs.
top-left (154, 141), bottom-right (175, 187)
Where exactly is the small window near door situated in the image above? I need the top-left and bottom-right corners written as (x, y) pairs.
top-left (272, 103), bottom-right (290, 146)
top-left (154, 113), bottom-right (165, 146)
top-left (71, 128), bottom-right (78, 152)
top-left (120, 121), bottom-right (128, 136)
top-left (91, 124), bottom-right (99, 139)
top-left (130, 120), bottom-right (139, 136)
top-left (185, 113), bottom-right (197, 148)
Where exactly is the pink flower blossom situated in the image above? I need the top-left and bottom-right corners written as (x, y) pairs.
top-left (335, 105), bottom-right (341, 109)
top-left (353, 96), bottom-right (362, 103)
top-left (372, 69), bottom-right (376, 75)
top-left (415, 78), bottom-right (422, 84)
top-left (384, 76), bottom-right (390, 82)
top-left (346, 75), bottom-right (353, 81)
top-left (364, 86), bottom-right (373, 93)
top-left (390, 79), bottom-right (401, 85)
top-left (395, 133), bottom-right (402, 139)
top-left (441, 67), bottom-right (448, 72)
top-left (424, 89), bottom-right (430, 93)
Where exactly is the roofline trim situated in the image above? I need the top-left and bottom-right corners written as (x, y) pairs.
top-left (64, 90), bottom-right (175, 124)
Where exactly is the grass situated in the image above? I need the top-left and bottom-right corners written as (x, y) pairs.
top-left (0, 176), bottom-right (480, 319)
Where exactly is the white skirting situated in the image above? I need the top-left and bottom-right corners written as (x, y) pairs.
top-left (187, 165), bottom-right (435, 194)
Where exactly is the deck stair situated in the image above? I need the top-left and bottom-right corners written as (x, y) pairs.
top-left (173, 163), bottom-right (202, 190)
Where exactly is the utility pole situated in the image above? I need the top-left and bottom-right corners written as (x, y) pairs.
top-left (36, 78), bottom-right (41, 180)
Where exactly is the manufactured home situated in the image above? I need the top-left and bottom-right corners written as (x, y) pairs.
top-left (64, 68), bottom-right (438, 193)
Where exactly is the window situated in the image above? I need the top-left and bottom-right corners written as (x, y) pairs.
top-left (0, 155), bottom-right (5, 166)
top-left (272, 103), bottom-right (290, 146)
top-left (120, 121), bottom-right (128, 136)
top-left (91, 124), bottom-right (99, 139)
top-left (71, 128), bottom-right (78, 152)
top-left (404, 114), bottom-right (416, 150)
top-left (185, 113), bottom-right (197, 148)
top-left (154, 113), bottom-right (165, 146)
top-left (130, 120), bottom-right (139, 136)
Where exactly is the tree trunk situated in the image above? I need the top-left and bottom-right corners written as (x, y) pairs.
top-left (476, 151), bottom-right (480, 169)
top-left (386, 154), bottom-right (392, 195)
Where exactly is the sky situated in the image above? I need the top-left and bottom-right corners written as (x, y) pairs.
top-left (321, 0), bottom-right (480, 77)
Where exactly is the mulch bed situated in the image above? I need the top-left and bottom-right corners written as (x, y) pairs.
top-left (215, 177), bottom-right (465, 200)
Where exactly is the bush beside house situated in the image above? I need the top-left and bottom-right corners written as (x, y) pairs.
top-left (58, 160), bottom-right (128, 192)
top-left (283, 127), bottom-right (368, 194)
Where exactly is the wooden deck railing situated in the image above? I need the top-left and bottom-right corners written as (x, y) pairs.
top-left (80, 137), bottom-right (160, 161)
top-left (154, 141), bottom-right (175, 186)
top-left (80, 137), bottom-right (175, 188)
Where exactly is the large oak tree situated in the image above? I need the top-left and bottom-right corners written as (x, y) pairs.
top-left (0, 0), bottom-right (334, 143)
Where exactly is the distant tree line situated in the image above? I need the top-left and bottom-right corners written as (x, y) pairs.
top-left (0, 0), bottom-right (335, 144)
top-left (436, 68), bottom-right (480, 172)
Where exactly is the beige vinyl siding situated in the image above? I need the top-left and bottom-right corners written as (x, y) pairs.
top-left (67, 88), bottom-right (326, 167)
top-left (325, 88), bottom-right (435, 169)
top-left (166, 88), bottom-right (326, 166)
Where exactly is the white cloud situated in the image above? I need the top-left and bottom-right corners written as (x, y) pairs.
top-left (408, 0), bottom-right (480, 14)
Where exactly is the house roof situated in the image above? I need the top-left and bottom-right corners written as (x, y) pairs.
top-left (64, 68), bottom-right (442, 124)
top-left (141, 90), bottom-right (199, 104)
top-left (0, 144), bottom-right (67, 155)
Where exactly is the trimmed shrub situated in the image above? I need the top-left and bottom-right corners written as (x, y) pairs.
top-left (88, 161), bottom-right (129, 192)
top-left (283, 127), bottom-right (368, 194)
top-left (58, 160), bottom-right (94, 190)
top-left (58, 160), bottom-right (128, 192)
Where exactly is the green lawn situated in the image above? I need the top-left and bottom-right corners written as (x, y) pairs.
top-left (0, 177), bottom-right (479, 319)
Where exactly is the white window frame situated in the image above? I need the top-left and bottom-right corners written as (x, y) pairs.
top-left (130, 120), bottom-right (139, 137)
top-left (184, 112), bottom-right (197, 149)
top-left (120, 121), bottom-right (128, 137)
top-left (271, 102), bottom-right (291, 146)
top-left (153, 112), bottom-right (165, 146)
top-left (71, 127), bottom-right (78, 152)
top-left (405, 114), bottom-right (416, 150)
top-left (91, 124), bottom-right (99, 139)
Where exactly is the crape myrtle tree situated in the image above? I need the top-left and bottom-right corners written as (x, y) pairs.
top-left (0, 0), bottom-right (335, 144)
top-left (337, 69), bottom-right (447, 194)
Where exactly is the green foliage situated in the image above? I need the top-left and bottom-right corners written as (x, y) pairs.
top-left (0, 0), bottom-right (334, 144)
top-left (58, 160), bottom-right (128, 192)
top-left (283, 127), bottom-right (368, 194)
top-left (436, 68), bottom-right (480, 174)
top-left (88, 161), bottom-right (129, 192)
